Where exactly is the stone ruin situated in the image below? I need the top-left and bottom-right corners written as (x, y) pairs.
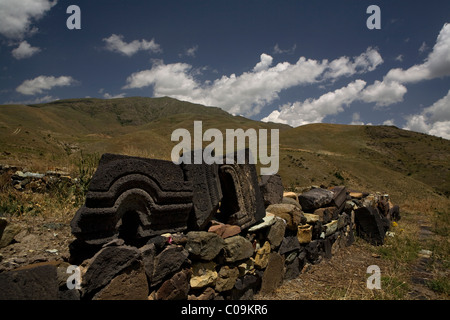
top-left (0, 151), bottom-right (400, 300)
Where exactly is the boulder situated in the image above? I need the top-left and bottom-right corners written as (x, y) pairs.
top-left (93, 261), bottom-right (148, 300)
top-left (354, 206), bottom-right (389, 245)
top-left (266, 204), bottom-right (304, 230)
top-left (259, 174), bottom-right (284, 207)
top-left (223, 236), bottom-right (254, 263)
top-left (0, 262), bottom-right (58, 300)
top-left (185, 231), bottom-right (224, 260)
top-left (151, 245), bottom-right (189, 286)
top-left (81, 245), bottom-right (141, 298)
top-left (298, 188), bottom-right (334, 212)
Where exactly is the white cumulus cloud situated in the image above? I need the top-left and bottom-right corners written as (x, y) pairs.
top-left (0, 0), bottom-right (57, 39)
top-left (403, 89), bottom-right (450, 139)
top-left (123, 47), bottom-right (383, 117)
top-left (385, 23), bottom-right (450, 83)
top-left (11, 40), bottom-right (40, 59)
top-left (262, 80), bottom-right (367, 127)
top-left (360, 80), bottom-right (407, 107)
top-left (16, 75), bottom-right (76, 95)
top-left (103, 34), bottom-right (162, 56)
top-left (324, 47), bottom-right (383, 79)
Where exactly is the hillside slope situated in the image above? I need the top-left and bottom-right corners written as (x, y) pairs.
top-left (1, 97), bottom-right (449, 206)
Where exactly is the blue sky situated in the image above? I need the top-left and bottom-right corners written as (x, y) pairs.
top-left (1, 0), bottom-right (449, 138)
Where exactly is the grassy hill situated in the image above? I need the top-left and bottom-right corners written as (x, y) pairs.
top-left (1, 96), bottom-right (449, 208)
top-left (277, 123), bottom-right (450, 206)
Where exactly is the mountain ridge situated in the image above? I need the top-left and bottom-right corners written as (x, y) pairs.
top-left (1, 97), bottom-right (449, 205)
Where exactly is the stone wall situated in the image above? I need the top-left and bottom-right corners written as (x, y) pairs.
top-left (0, 152), bottom-right (399, 300)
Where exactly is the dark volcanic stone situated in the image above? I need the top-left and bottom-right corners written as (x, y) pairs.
top-left (156, 269), bottom-right (191, 300)
top-left (260, 253), bottom-right (285, 294)
top-left (151, 245), bottom-right (189, 286)
top-left (298, 188), bottom-right (334, 212)
top-left (71, 153), bottom-right (193, 246)
top-left (0, 263), bottom-right (58, 300)
top-left (259, 174), bottom-right (284, 207)
top-left (81, 245), bottom-right (141, 298)
top-left (354, 206), bottom-right (390, 245)
top-left (182, 153), bottom-right (223, 230)
top-left (218, 149), bottom-right (266, 229)
top-left (185, 231), bottom-right (224, 261)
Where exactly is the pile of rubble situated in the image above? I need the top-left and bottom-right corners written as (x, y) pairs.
top-left (0, 152), bottom-right (400, 300)
top-left (0, 164), bottom-right (76, 192)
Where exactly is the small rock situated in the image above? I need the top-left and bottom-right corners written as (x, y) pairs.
top-left (215, 265), bottom-right (239, 292)
top-left (93, 261), bottom-right (148, 300)
top-left (418, 249), bottom-right (432, 258)
top-left (185, 231), bottom-right (224, 260)
top-left (266, 204), bottom-right (304, 230)
top-left (0, 223), bottom-right (22, 248)
top-left (278, 236), bottom-right (300, 255)
top-left (266, 217), bottom-right (286, 249)
top-left (283, 192), bottom-right (298, 202)
top-left (190, 261), bottom-right (218, 289)
top-left (281, 197), bottom-right (302, 209)
top-left (349, 192), bottom-right (363, 199)
top-left (297, 224), bottom-right (312, 244)
top-left (303, 213), bottom-right (320, 224)
top-left (253, 241), bottom-right (271, 269)
top-left (156, 269), bottom-right (191, 300)
top-left (324, 220), bottom-right (338, 237)
top-left (188, 287), bottom-right (217, 300)
top-left (223, 236), bottom-right (254, 263)
top-left (208, 223), bottom-right (241, 239)
top-left (248, 215), bottom-right (275, 232)
top-left (152, 245), bottom-right (189, 286)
